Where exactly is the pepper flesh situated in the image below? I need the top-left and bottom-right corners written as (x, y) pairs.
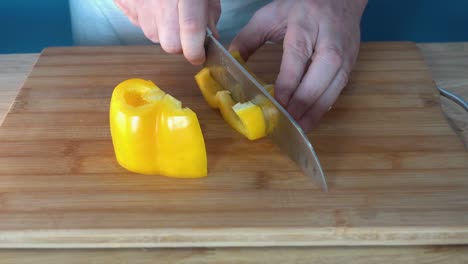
top-left (110, 78), bottom-right (207, 178)
top-left (194, 67), bottom-right (223, 108)
top-left (230, 51), bottom-right (268, 87)
top-left (217, 91), bottom-right (267, 140)
top-left (194, 51), bottom-right (277, 140)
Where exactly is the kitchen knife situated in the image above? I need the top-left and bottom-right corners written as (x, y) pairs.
top-left (203, 29), bottom-right (328, 192)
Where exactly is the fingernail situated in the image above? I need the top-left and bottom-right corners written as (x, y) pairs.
top-left (187, 51), bottom-right (206, 65)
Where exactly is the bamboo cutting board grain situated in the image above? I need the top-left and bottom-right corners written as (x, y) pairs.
top-left (0, 43), bottom-right (467, 248)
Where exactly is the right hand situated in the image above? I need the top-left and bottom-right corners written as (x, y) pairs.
top-left (114, 0), bottom-right (221, 65)
top-left (229, 0), bottom-right (366, 131)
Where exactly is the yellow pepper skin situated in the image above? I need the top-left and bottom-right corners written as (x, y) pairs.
top-left (252, 84), bottom-right (279, 134)
top-left (194, 51), bottom-right (278, 141)
top-left (194, 67), bottom-right (222, 108)
top-left (216, 91), bottom-right (267, 140)
top-left (263, 84), bottom-right (275, 96)
top-left (195, 69), bottom-right (267, 140)
top-left (230, 51), bottom-right (267, 86)
top-left (110, 78), bottom-right (207, 178)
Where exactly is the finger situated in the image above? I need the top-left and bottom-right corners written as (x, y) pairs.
top-left (286, 44), bottom-right (343, 120)
top-left (228, 9), bottom-right (269, 61)
top-left (298, 69), bottom-right (350, 132)
top-left (114, 0), bottom-right (139, 26)
top-left (156, 0), bottom-right (181, 52)
top-left (136, 0), bottom-right (160, 43)
top-left (274, 9), bottom-right (318, 107)
top-left (208, 0), bottom-right (221, 39)
top-left (179, 0), bottom-right (208, 65)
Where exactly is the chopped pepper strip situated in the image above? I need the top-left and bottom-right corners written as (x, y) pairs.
top-left (110, 78), bottom-right (207, 178)
top-left (194, 51), bottom-right (278, 140)
top-left (194, 67), bottom-right (222, 108)
top-left (230, 51), bottom-right (268, 87)
top-left (216, 90), bottom-right (267, 140)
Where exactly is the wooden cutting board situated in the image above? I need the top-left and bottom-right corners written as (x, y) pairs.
top-left (0, 42), bottom-right (467, 248)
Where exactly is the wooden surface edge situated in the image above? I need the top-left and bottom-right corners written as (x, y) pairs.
top-left (0, 53), bottom-right (39, 125)
top-left (1, 227), bottom-right (467, 248)
top-left (1, 246), bottom-right (467, 264)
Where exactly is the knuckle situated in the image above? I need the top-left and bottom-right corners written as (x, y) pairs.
top-left (304, 88), bottom-right (322, 104)
top-left (275, 83), bottom-right (293, 104)
top-left (180, 17), bottom-right (204, 34)
top-left (248, 4), bottom-right (287, 43)
top-left (288, 97), bottom-right (311, 119)
top-left (335, 70), bottom-right (350, 88)
top-left (250, 8), bottom-right (272, 31)
top-left (285, 38), bottom-right (312, 59)
top-left (278, 72), bottom-right (300, 91)
top-left (303, 0), bottom-right (329, 15)
top-left (320, 46), bottom-right (344, 67)
top-left (279, 79), bottom-right (296, 92)
top-left (251, 7), bottom-right (268, 22)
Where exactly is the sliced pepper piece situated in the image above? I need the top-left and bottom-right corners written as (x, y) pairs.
top-left (194, 69), bottom-right (268, 140)
top-left (194, 67), bottom-right (223, 108)
top-left (263, 84), bottom-right (275, 96)
top-left (110, 78), bottom-right (207, 178)
top-left (252, 91), bottom-right (279, 134)
top-left (216, 90), bottom-right (266, 140)
top-left (194, 51), bottom-right (277, 141)
top-left (230, 51), bottom-right (267, 87)
top-left (230, 54), bottom-right (278, 131)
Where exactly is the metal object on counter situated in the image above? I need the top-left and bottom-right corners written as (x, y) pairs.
top-left (437, 86), bottom-right (468, 111)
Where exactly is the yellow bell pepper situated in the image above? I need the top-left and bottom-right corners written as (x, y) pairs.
top-left (109, 78), bottom-right (207, 178)
top-left (194, 67), bottom-right (223, 108)
top-left (194, 51), bottom-right (278, 140)
top-left (216, 90), bottom-right (267, 140)
top-left (230, 51), bottom-right (268, 87)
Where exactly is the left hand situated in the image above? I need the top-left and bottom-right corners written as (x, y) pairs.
top-left (230, 0), bottom-right (368, 131)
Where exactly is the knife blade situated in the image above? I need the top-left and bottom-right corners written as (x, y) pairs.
top-left (203, 30), bottom-right (328, 192)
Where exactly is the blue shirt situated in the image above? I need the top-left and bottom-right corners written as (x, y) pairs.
top-left (69, 0), bottom-right (272, 46)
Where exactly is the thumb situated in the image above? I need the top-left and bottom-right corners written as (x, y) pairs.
top-left (228, 11), bottom-right (270, 61)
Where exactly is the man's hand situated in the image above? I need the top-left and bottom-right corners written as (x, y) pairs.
top-left (114, 0), bottom-right (221, 65)
top-left (230, 0), bottom-right (368, 131)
